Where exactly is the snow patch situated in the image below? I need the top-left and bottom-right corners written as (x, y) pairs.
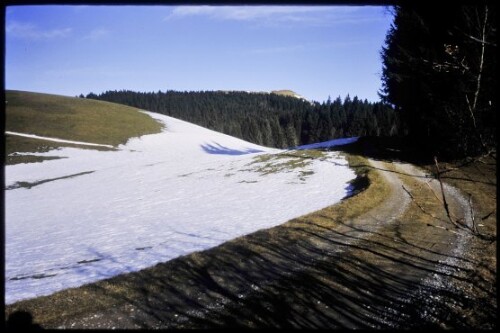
top-left (5, 111), bottom-right (356, 304)
top-left (6, 131), bottom-right (114, 148)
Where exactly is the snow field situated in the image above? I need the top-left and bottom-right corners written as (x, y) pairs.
top-left (5, 111), bottom-right (357, 304)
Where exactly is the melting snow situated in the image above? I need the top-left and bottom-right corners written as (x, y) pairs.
top-left (5, 111), bottom-right (356, 304)
top-left (6, 131), bottom-right (114, 148)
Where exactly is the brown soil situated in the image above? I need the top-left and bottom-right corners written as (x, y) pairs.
top-left (5, 152), bottom-right (496, 329)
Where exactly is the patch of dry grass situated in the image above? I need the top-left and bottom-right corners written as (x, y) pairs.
top-left (5, 135), bottom-right (115, 165)
top-left (321, 154), bottom-right (390, 220)
top-left (424, 156), bottom-right (496, 236)
top-left (246, 150), bottom-right (328, 176)
top-left (423, 156), bottom-right (497, 295)
top-left (5, 90), bottom-right (162, 165)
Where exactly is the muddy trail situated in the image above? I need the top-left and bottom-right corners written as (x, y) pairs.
top-left (5, 157), bottom-right (496, 329)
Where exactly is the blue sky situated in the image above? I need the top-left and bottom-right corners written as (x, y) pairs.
top-left (6, 5), bottom-right (394, 103)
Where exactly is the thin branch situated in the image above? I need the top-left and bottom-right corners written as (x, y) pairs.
top-left (434, 156), bottom-right (460, 228)
top-left (465, 94), bottom-right (478, 128)
top-left (401, 184), bottom-right (415, 200)
top-left (469, 194), bottom-right (479, 234)
top-left (435, 149), bottom-right (496, 176)
top-left (423, 182), bottom-right (460, 220)
top-left (426, 223), bottom-right (461, 235)
top-left (463, 5), bottom-right (490, 154)
top-left (472, 5), bottom-right (488, 112)
top-left (401, 184), bottom-right (449, 223)
top-left (465, 94), bottom-right (487, 151)
top-left (425, 181), bottom-right (443, 203)
top-left (465, 33), bottom-right (497, 47)
top-left (482, 209), bottom-right (496, 221)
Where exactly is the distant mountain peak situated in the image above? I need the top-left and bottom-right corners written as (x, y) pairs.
top-left (270, 90), bottom-right (306, 101)
top-left (215, 89), bottom-right (309, 102)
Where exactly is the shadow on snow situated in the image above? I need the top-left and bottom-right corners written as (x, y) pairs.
top-left (201, 142), bottom-right (264, 156)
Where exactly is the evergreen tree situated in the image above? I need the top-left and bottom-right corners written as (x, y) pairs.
top-left (380, 5), bottom-right (496, 157)
top-left (87, 89), bottom-right (401, 148)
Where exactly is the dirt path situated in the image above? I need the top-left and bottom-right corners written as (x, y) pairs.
top-left (5, 157), bottom-right (495, 329)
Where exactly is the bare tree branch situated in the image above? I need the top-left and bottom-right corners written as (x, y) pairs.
top-left (463, 5), bottom-right (491, 154)
top-left (465, 33), bottom-right (497, 46)
top-left (434, 156), bottom-right (460, 228)
top-left (472, 5), bottom-right (488, 112)
top-left (401, 184), bottom-right (443, 221)
top-left (482, 209), bottom-right (496, 221)
top-left (469, 194), bottom-right (479, 234)
top-left (401, 184), bottom-right (460, 234)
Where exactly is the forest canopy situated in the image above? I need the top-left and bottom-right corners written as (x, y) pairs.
top-left (85, 90), bottom-right (401, 149)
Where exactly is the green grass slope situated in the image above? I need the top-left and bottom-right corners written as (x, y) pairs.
top-left (5, 90), bottom-right (163, 164)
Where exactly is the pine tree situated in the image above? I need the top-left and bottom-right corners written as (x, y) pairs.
top-left (380, 5), bottom-right (496, 157)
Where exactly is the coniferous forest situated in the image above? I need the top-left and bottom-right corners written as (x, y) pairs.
top-left (84, 90), bottom-right (401, 148)
top-left (380, 5), bottom-right (496, 158)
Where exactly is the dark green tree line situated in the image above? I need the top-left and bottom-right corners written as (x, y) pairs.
top-left (86, 90), bottom-right (401, 148)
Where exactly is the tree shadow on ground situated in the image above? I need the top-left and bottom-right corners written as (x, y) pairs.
top-left (332, 136), bottom-right (443, 165)
top-left (334, 137), bottom-right (497, 191)
top-left (334, 136), bottom-right (496, 180)
top-left (73, 212), bottom-right (495, 329)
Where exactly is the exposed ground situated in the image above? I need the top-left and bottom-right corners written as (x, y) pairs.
top-left (5, 90), bottom-right (162, 165)
top-left (5, 137), bottom-right (496, 329)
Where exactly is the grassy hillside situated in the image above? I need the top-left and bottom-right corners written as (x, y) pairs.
top-left (270, 90), bottom-right (303, 98)
top-left (5, 90), bottom-right (163, 164)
